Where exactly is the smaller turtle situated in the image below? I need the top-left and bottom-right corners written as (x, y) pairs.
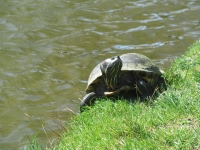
top-left (80, 53), bottom-right (165, 111)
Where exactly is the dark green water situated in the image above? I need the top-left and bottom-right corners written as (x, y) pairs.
top-left (0, 0), bottom-right (199, 149)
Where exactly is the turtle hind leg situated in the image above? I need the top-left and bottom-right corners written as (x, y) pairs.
top-left (157, 76), bottom-right (167, 92)
top-left (135, 77), bottom-right (153, 99)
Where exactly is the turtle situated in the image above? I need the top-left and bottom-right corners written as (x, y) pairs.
top-left (80, 53), bottom-right (166, 111)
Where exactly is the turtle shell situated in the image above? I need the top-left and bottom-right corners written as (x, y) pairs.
top-left (86, 53), bottom-right (164, 93)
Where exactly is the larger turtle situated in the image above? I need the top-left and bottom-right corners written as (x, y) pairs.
top-left (80, 53), bottom-right (166, 111)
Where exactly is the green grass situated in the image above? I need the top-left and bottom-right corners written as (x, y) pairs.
top-left (26, 40), bottom-right (200, 149)
top-left (25, 135), bottom-right (44, 150)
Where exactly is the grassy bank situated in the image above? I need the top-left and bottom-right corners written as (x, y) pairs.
top-left (28, 40), bottom-right (200, 149)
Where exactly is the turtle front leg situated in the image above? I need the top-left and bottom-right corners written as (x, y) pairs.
top-left (135, 77), bottom-right (153, 99)
top-left (80, 92), bottom-right (103, 112)
top-left (104, 85), bottom-right (135, 96)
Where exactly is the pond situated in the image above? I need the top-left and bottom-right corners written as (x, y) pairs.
top-left (0, 0), bottom-right (199, 149)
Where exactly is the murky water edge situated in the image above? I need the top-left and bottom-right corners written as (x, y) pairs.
top-left (0, 0), bottom-right (200, 149)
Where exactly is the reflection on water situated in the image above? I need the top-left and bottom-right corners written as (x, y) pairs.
top-left (0, 0), bottom-right (200, 149)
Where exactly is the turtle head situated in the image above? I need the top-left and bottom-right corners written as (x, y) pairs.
top-left (100, 56), bottom-right (122, 90)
